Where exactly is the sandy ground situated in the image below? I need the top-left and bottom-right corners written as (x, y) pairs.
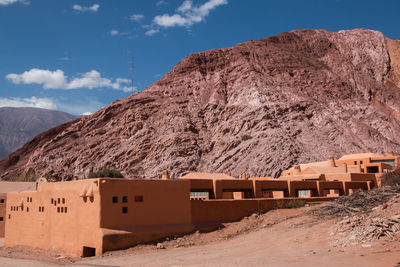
top-left (0, 207), bottom-right (399, 267)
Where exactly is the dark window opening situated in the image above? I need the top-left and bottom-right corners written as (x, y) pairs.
top-left (134, 196), bottom-right (144, 202)
top-left (65, 207), bottom-right (67, 213)
top-left (21, 206), bottom-right (23, 211)
top-left (42, 207), bottom-right (44, 212)
top-left (354, 161), bottom-right (357, 165)
top-left (62, 198), bottom-right (65, 204)
top-left (27, 207), bottom-right (29, 212)
top-left (30, 197), bottom-right (32, 202)
top-left (112, 196), bottom-right (118, 203)
top-left (27, 197), bottom-right (29, 202)
top-left (38, 207), bottom-right (41, 212)
top-left (0, 217), bottom-right (3, 221)
top-left (360, 161), bottom-right (363, 164)
top-left (122, 206), bottom-right (128, 213)
top-left (82, 246), bottom-right (96, 257)
top-left (366, 166), bottom-right (379, 173)
top-left (122, 196), bottom-right (128, 203)
top-left (57, 207), bottom-right (60, 213)
top-left (57, 198), bottom-right (60, 204)
top-left (0, 199), bottom-right (4, 203)
top-left (16, 207), bottom-right (18, 211)
top-left (8, 214), bottom-right (10, 219)
top-left (51, 198), bottom-right (53, 204)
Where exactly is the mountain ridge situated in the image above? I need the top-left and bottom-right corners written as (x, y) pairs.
top-left (1, 29), bottom-right (400, 181)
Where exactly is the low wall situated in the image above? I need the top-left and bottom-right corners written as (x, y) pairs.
top-left (191, 197), bottom-right (335, 226)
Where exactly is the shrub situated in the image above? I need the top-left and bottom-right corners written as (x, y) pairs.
top-left (88, 168), bottom-right (124, 178)
top-left (381, 168), bottom-right (400, 187)
top-left (97, 129), bottom-right (106, 135)
top-left (241, 134), bottom-right (253, 141)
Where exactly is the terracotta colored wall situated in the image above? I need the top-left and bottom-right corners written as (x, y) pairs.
top-left (0, 193), bottom-right (6, 237)
top-left (4, 180), bottom-right (103, 256)
top-left (98, 179), bottom-right (194, 252)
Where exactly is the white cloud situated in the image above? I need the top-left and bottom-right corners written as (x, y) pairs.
top-left (129, 14), bottom-right (144, 22)
top-left (156, 0), bottom-right (167, 6)
top-left (152, 0), bottom-right (227, 29)
top-left (0, 0), bottom-right (29, 6)
top-left (82, 112), bottom-right (92, 116)
top-left (145, 29), bottom-right (160, 36)
top-left (6, 68), bottom-right (135, 92)
top-left (72, 3), bottom-right (99, 13)
top-left (109, 29), bottom-right (119, 36)
top-left (59, 56), bottom-right (71, 61)
top-left (0, 96), bottom-right (57, 110)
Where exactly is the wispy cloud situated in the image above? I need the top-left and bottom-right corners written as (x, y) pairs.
top-left (0, 0), bottom-right (29, 6)
top-left (129, 14), bottom-right (144, 22)
top-left (149, 0), bottom-right (227, 33)
top-left (59, 56), bottom-right (71, 61)
top-left (0, 96), bottom-right (57, 110)
top-left (156, 0), bottom-right (167, 6)
top-left (6, 68), bottom-right (135, 92)
top-left (109, 29), bottom-right (119, 36)
top-left (72, 3), bottom-right (99, 13)
top-left (145, 29), bottom-right (160, 36)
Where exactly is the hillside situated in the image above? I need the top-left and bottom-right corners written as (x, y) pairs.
top-left (1, 29), bottom-right (400, 181)
top-left (0, 107), bottom-right (76, 159)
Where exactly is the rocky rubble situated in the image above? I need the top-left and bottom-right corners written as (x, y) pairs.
top-left (1, 29), bottom-right (400, 181)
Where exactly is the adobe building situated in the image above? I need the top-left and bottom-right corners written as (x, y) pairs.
top-left (0, 181), bottom-right (36, 237)
top-left (279, 152), bottom-right (399, 187)
top-left (4, 176), bottom-right (367, 257)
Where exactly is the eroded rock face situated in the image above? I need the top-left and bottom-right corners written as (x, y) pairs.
top-left (1, 29), bottom-right (400, 181)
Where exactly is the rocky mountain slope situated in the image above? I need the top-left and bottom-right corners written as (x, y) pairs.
top-left (1, 29), bottom-right (400, 181)
top-left (0, 107), bottom-right (76, 159)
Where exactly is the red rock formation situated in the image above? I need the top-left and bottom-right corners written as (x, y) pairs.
top-left (1, 29), bottom-right (400, 181)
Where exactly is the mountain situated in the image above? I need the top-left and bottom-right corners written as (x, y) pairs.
top-left (0, 107), bottom-right (77, 159)
top-left (1, 29), bottom-right (400, 181)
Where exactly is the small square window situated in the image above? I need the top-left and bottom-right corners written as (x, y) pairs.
top-left (122, 206), bottom-right (128, 213)
top-left (122, 196), bottom-right (128, 203)
top-left (354, 161), bottom-right (357, 165)
top-left (134, 196), bottom-right (144, 202)
top-left (0, 199), bottom-right (4, 203)
top-left (0, 217), bottom-right (3, 221)
top-left (360, 161), bottom-right (363, 164)
top-left (112, 196), bottom-right (118, 203)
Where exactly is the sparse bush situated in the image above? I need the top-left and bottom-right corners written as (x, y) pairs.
top-left (71, 133), bottom-right (79, 139)
top-left (88, 168), bottom-right (124, 178)
top-left (241, 134), bottom-right (253, 141)
top-left (97, 129), bottom-right (106, 135)
top-left (381, 168), bottom-right (400, 187)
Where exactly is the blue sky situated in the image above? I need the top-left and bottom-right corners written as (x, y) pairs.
top-left (0, 0), bottom-right (399, 115)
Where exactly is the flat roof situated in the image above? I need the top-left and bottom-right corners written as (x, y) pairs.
top-left (338, 153), bottom-right (382, 160)
top-left (180, 172), bottom-right (236, 180)
top-left (0, 181), bottom-right (36, 193)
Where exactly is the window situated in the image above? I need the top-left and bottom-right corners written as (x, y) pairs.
top-left (42, 207), bottom-right (44, 212)
top-left (61, 207), bottom-right (64, 213)
top-left (122, 207), bottom-right (128, 213)
top-left (354, 161), bottom-right (357, 165)
top-left (8, 214), bottom-right (10, 219)
top-left (57, 198), bottom-right (60, 204)
top-left (38, 207), bottom-right (41, 212)
top-left (360, 161), bottom-right (363, 164)
top-left (134, 196), bottom-right (144, 202)
top-left (27, 197), bottom-right (29, 202)
top-left (64, 207), bottom-right (67, 213)
top-left (16, 207), bottom-right (18, 211)
top-left (57, 207), bottom-right (60, 213)
top-left (30, 197), bottom-right (32, 202)
top-left (112, 196), bottom-right (118, 203)
top-left (0, 199), bottom-right (4, 203)
top-left (122, 196), bottom-right (128, 203)
top-left (51, 198), bottom-right (54, 204)
top-left (62, 198), bottom-right (65, 204)
top-left (0, 217), bottom-right (3, 221)
top-left (27, 207), bottom-right (29, 212)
